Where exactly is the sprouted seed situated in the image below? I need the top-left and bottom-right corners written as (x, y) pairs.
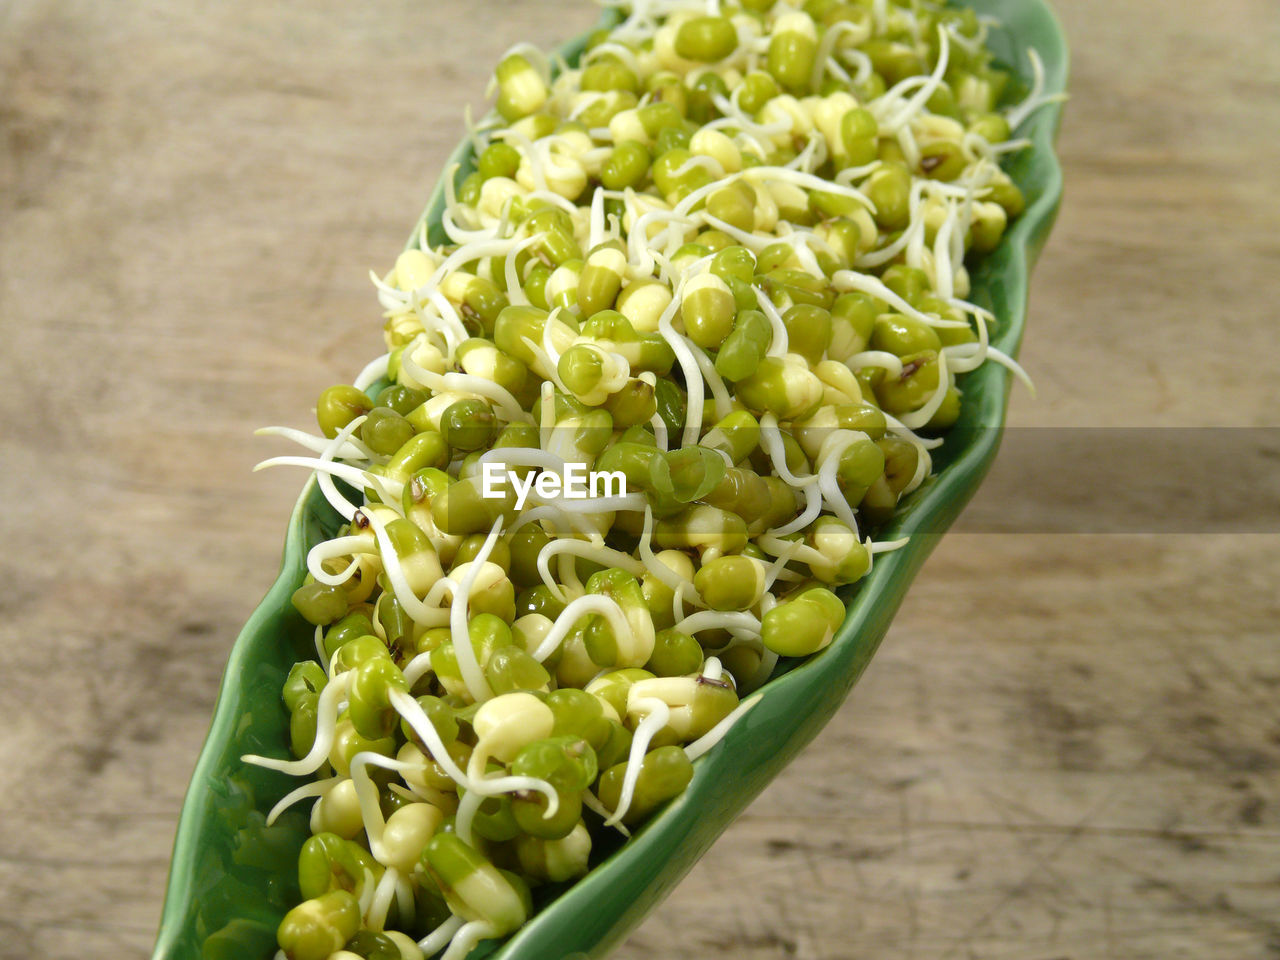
top-left (245, 1), bottom-right (1059, 956)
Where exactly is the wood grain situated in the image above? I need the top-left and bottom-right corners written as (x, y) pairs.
top-left (1, 1), bottom-right (1277, 957)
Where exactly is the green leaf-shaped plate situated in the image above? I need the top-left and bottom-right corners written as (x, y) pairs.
top-left (152, 3), bottom-right (1066, 957)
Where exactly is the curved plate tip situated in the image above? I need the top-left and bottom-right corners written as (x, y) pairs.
top-left (152, 2), bottom-right (1067, 958)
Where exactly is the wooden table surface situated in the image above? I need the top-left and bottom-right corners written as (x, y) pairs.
top-left (2, 1), bottom-right (1278, 958)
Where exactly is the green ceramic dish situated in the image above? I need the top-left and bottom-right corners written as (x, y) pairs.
top-left (152, 4), bottom-right (1066, 958)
